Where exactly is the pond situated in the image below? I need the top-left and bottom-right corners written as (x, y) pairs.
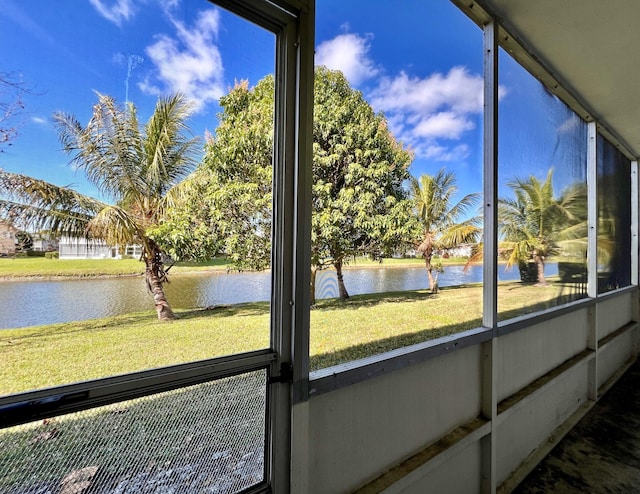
top-left (0, 263), bottom-right (558, 329)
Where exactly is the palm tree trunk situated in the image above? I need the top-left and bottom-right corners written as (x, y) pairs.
top-left (145, 243), bottom-right (176, 321)
top-left (534, 251), bottom-right (547, 286)
top-left (422, 246), bottom-right (437, 293)
top-left (310, 265), bottom-right (317, 306)
top-left (334, 259), bottom-right (350, 300)
top-left (425, 260), bottom-right (438, 293)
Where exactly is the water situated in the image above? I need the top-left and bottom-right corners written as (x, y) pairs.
top-left (0, 263), bottom-right (558, 329)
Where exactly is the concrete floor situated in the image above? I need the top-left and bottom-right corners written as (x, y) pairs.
top-left (514, 360), bottom-right (640, 493)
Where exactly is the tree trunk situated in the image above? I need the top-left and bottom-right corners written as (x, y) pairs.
top-left (334, 259), bottom-right (350, 300)
top-left (534, 251), bottom-right (547, 286)
top-left (145, 243), bottom-right (176, 321)
top-left (423, 247), bottom-right (437, 293)
top-left (310, 265), bottom-right (317, 306)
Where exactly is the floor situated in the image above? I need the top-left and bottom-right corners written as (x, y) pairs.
top-left (514, 360), bottom-right (640, 493)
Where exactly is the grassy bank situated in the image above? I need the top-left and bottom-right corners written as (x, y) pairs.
top-left (0, 257), bottom-right (231, 279)
top-left (0, 255), bottom-right (469, 279)
top-left (0, 279), bottom-right (582, 395)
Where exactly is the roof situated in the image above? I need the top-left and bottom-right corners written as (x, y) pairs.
top-left (454, 0), bottom-right (640, 159)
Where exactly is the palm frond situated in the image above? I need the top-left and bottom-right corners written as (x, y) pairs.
top-left (144, 93), bottom-right (200, 196)
top-left (0, 169), bottom-right (105, 236)
top-left (89, 206), bottom-right (142, 246)
top-left (439, 222), bottom-right (482, 248)
top-left (54, 92), bottom-right (146, 203)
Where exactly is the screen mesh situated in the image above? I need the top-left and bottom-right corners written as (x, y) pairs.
top-left (0, 369), bottom-right (267, 493)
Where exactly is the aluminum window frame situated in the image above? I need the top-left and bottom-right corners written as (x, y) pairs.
top-left (309, 0), bottom-right (639, 398)
top-left (1, 2), bottom-right (315, 492)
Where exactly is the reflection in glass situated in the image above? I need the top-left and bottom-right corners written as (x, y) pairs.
top-left (498, 49), bottom-right (588, 321)
top-left (597, 134), bottom-right (631, 293)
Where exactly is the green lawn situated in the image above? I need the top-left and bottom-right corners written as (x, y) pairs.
top-left (0, 276), bottom-right (584, 490)
top-left (0, 255), bottom-right (466, 279)
top-left (0, 256), bottom-right (231, 278)
top-left (0, 278), bottom-right (582, 395)
top-left (341, 255), bottom-right (470, 268)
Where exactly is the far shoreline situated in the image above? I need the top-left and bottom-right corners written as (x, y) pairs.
top-left (0, 260), bottom-right (479, 282)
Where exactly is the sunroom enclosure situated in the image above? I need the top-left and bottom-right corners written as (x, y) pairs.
top-left (1, 1), bottom-right (640, 493)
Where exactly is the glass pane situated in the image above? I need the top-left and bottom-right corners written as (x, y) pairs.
top-left (0, 2), bottom-right (275, 394)
top-left (498, 49), bottom-right (588, 321)
top-left (311, 0), bottom-right (483, 370)
top-left (0, 370), bottom-right (267, 493)
top-left (597, 134), bottom-right (632, 293)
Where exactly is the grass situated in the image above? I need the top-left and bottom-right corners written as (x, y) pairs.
top-left (342, 256), bottom-right (469, 268)
top-left (0, 372), bottom-right (266, 490)
top-left (0, 255), bottom-right (468, 280)
top-left (0, 256), bottom-right (231, 279)
top-left (0, 277), bottom-right (585, 490)
top-left (0, 278), bottom-right (584, 395)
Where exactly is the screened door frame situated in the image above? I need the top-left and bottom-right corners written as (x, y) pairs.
top-left (212, 0), bottom-right (315, 491)
top-left (0, 1), bottom-right (315, 492)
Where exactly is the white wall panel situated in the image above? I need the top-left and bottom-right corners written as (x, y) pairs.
top-left (498, 309), bottom-right (589, 402)
top-left (495, 359), bottom-right (589, 485)
top-left (306, 345), bottom-right (483, 493)
top-left (598, 327), bottom-right (637, 388)
top-left (385, 440), bottom-right (482, 494)
top-left (597, 292), bottom-right (633, 338)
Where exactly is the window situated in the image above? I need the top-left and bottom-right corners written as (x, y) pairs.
top-left (0, 1), bottom-right (276, 394)
top-left (0, 1), bottom-right (302, 492)
top-left (311, 0), bottom-right (483, 370)
top-left (597, 134), bottom-right (632, 293)
top-left (497, 48), bottom-right (588, 321)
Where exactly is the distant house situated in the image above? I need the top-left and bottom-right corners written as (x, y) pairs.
top-left (58, 236), bottom-right (142, 259)
top-left (442, 243), bottom-right (475, 258)
top-left (0, 221), bottom-right (19, 256)
top-left (32, 232), bottom-right (59, 253)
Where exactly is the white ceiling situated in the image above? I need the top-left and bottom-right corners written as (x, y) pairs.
top-left (464, 0), bottom-right (640, 158)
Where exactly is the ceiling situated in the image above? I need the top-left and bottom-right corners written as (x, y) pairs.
top-left (459, 0), bottom-right (640, 159)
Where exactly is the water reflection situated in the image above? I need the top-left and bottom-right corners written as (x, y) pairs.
top-left (0, 264), bottom-right (558, 329)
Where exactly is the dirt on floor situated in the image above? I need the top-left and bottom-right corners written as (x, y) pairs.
top-left (514, 360), bottom-right (640, 494)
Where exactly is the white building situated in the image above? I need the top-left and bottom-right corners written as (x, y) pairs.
top-left (58, 236), bottom-right (142, 259)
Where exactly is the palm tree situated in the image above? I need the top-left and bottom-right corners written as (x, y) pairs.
top-left (0, 92), bottom-right (199, 320)
top-left (499, 169), bottom-right (584, 286)
top-left (410, 169), bottom-right (481, 292)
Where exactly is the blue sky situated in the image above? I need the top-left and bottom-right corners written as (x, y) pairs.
top-left (2, 0), bottom-right (578, 204)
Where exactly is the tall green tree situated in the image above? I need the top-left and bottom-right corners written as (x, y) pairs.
top-left (410, 169), bottom-right (481, 292)
top-left (157, 79), bottom-right (274, 270)
top-left (0, 92), bottom-right (200, 320)
top-left (499, 169), bottom-right (585, 285)
top-left (312, 67), bottom-right (415, 301)
top-left (166, 68), bottom-right (415, 303)
top-left (202, 78), bottom-right (273, 272)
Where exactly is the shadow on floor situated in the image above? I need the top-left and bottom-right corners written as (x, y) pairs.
top-left (514, 360), bottom-right (640, 493)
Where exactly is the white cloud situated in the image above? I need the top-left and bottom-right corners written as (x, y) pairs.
top-left (31, 117), bottom-right (47, 125)
top-left (412, 111), bottom-right (475, 140)
top-left (89, 0), bottom-right (136, 26)
top-left (140, 8), bottom-right (224, 113)
top-left (424, 144), bottom-right (471, 162)
top-left (371, 67), bottom-right (483, 116)
top-left (558, 114), bottom-right (580, 134)
top-left (316, 33), bottom-right (378, 86)
top-left (367, 66), bottom-right (506, 162)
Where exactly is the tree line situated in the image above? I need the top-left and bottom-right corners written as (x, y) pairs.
top-left (0, 68), bottom-right (590, 320)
